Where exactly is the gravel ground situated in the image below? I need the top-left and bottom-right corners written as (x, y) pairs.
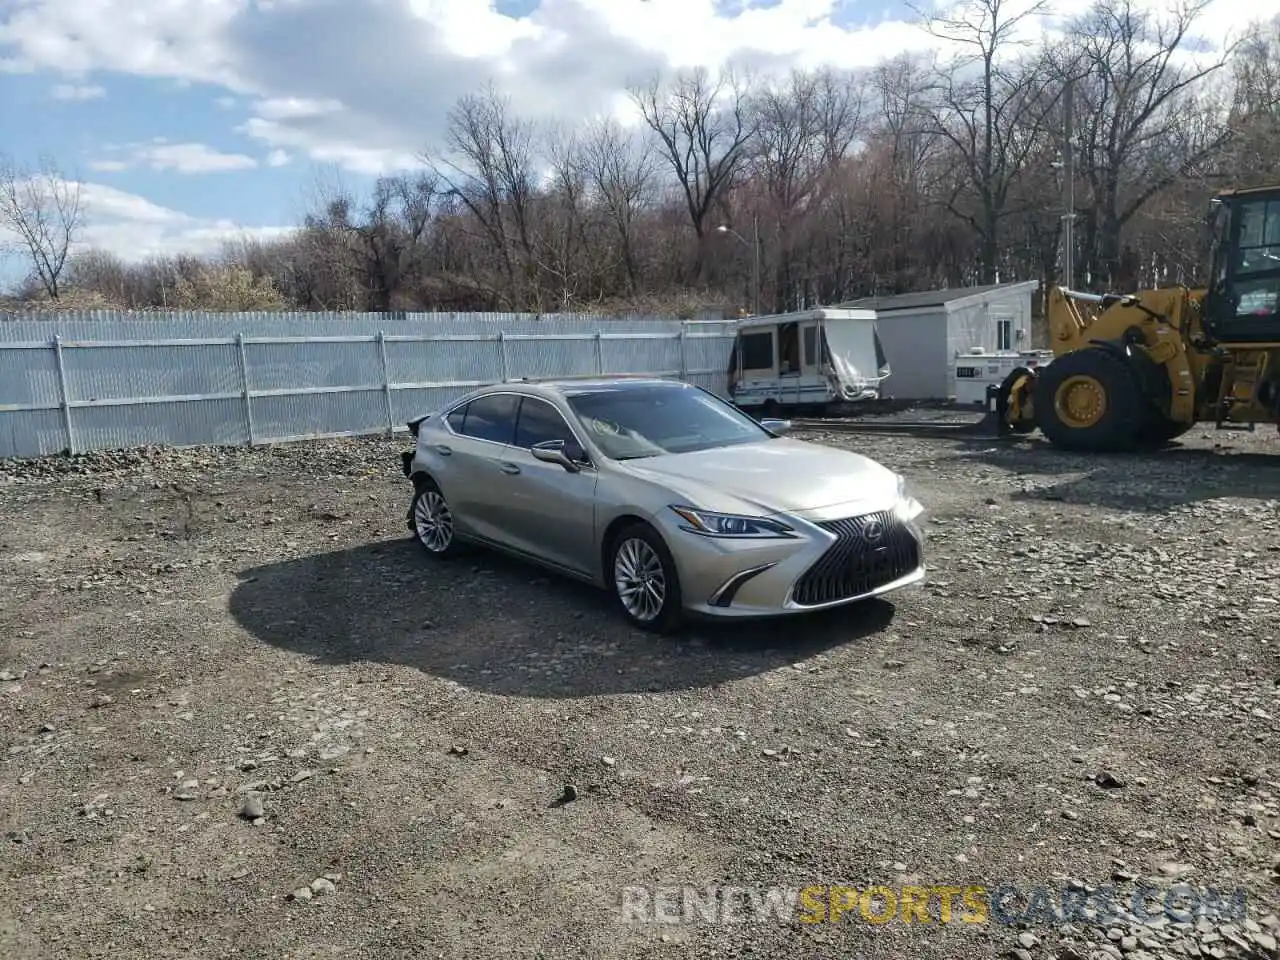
top-left (1, 424), bottom-right (1278, 960)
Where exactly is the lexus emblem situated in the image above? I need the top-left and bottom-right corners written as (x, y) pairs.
top-left (862, 519), bottom-right (885, 546)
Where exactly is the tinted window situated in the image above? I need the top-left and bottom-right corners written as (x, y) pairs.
top-left (564, 384), bottom-right (770, 460)
top-left (1237, 199), bottom-right (1280, 263)
top-left (802, 325), bottom-right (817, 366)
top-left (445, 405), bottom-right (467, 432)
top-left (457, 393), bottom-right (517, 444)
top-left (515, 397), bottom-right (576, 448)
top-left (740, 332), bottom-right (773, 370)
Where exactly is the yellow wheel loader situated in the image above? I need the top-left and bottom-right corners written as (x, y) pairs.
top-left (996, 185), bottom-right (1280, 452)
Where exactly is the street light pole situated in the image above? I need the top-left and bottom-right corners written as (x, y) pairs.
top-left (1061, 77), bottom-right (1075, 291)
top-left (716, 215), bottom-right (761, 315)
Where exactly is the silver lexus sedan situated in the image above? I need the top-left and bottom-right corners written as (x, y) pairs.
top-left (400, 377), bottom-right (926, 632)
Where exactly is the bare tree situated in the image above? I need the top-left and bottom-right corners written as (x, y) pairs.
top-left (359, 173), bottom-right (437, 310)
top-left (1050, 0), bottom-right (1238, 288)
top-left (35, 23), bottom-right (1280, 318)
top-left (748, 67), bottom-right (865, 309)
top-left (425, 84), bottom-right (540, 309)
top-left (910, 0), bottom-right (1054, 283)
top-left (65, 249), bottom-right (132, 306)
top-left (579, 117), bottom-right (655, 295)
top-left (0, 154), bottom-right (84, 299)
top-left (535, 124), bottom-right (593, 308)
top-left (630, 66), bottom-right (756, 279)
top-left (1220, 14), bottom-right (1280, 189)
top-left (855, 52), bottom-right (948, 293)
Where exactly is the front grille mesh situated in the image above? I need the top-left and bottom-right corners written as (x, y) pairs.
top-left (790, 510), bottom-right (919, 606)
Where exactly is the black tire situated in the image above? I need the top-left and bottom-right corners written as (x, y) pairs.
top-left (1032, 347), bottom-right (1146, 453)
top-left (408, 478), bottom-right (460, 558)
top-left (996, 366), bottom-right (1037, 435)
top-left (607, 522), bottom-right (684, 633)
top-left (1137, 414), bottom-right (1194, 447)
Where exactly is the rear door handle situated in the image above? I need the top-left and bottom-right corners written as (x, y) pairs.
top-left (499, 462), bottom-right (521, 475)
top-left (433, 444), bottom-right (451, 456)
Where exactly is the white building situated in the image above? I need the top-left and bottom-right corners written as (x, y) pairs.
top-left (839, 280), bottom-right (1040, 400)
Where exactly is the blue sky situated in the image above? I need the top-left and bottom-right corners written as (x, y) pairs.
top-left (0, 0), bottom-right (1266, 288)
top-left (4, 70), bottom-right (309, 226)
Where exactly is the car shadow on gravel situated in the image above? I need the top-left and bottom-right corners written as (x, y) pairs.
top-left (229, 537), bottom-right (897, 697)
top-left (967, 439), bottom-right (1280, 509)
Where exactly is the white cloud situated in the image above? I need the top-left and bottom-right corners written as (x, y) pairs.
top-left (89, 141), bottom-right (258, 174)
top-left (0, 179), bottom-right (292, 277)
top-left (72, 182), bottom-right (293, 261)
top-left (2, 0), bottom-right (1278, 177)
top-left (50, 82), bottom-right (104, 100)
top-left (265, 149), bottom-right (290, 167)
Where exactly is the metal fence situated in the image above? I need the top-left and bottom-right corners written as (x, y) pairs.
top-left (0, 310), bottom-right (738, 458)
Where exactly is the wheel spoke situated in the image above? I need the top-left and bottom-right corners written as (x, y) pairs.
top-left (613, 537), bottom-right (667, 623)
top-left (616, 543), bottom-right (637, 580)
top-left (414, 491), bottom-right (453, 553)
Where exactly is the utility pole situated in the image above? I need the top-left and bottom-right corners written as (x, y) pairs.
top-left (750, 212), bottom-right (760, 316)
top-left (1061, 77), bottom-right (1075, 291)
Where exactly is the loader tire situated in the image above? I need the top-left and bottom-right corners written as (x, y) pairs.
top-left (1032, 347), bottom-right (1145, 453)
top-left (996, 366), bottom-right (1037, 435)
top-left (1138, 414), bottom-right (1194, 447)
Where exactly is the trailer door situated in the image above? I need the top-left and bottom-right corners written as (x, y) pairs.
top-left (798, 319), bottom-right (821, 404)
top-left (732, 327), bottom-right (777, 408)
top-left (800, 321), bottom-right (820, 376)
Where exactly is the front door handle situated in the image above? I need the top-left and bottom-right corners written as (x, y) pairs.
top-left (433, 444), bottom-right (451, 456)
top-left (499, 462), bottom-right (521, 475)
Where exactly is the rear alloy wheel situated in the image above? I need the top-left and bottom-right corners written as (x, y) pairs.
top-left (1032, 347), bottom-right (1146, 453)
top-left (610, 523), bottom-right (683, 633)
top-left (410, 479), bottom-right (458, 558)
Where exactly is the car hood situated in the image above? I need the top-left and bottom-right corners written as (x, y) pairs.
top-left (620, 438), bottom-right (900, 517)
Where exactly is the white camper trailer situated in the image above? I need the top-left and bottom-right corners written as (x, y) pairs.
top-left (727, 308), bottom-right (890, 414)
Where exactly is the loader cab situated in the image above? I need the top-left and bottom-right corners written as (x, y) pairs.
top-left (1203, 187), bottom-right (1280, 342)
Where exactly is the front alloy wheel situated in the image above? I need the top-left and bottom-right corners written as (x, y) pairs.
top-left (411, 481), bottom-right (457, 557)
top-left (610, 523), bottom-right (682, 632)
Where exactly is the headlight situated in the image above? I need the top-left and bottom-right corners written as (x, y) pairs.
top-left (894, 474), bottom-right (925, 522)
top-left (669, 506), bottom-right (795, 539)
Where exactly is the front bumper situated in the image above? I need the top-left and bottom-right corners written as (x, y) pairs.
top-left (663, 498), bottom-right (926, 618)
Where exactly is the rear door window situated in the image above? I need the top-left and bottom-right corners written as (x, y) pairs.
top-left (445, 404), bottom-right (467, 433)
top-left (456, 393), bottom-right (518, 445)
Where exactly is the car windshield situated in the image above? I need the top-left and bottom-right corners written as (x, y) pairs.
top-left (563, 383), bottom-right (772, 460)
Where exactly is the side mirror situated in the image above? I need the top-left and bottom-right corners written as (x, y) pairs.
top-left (531, 439), bottom-right (582, 472)
top-left (760, 418), bottom-right (791, 436)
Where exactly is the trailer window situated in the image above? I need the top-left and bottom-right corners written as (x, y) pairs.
top-left (740, 332), bottom-right (773, 371)
top-left (778, 322), bottom-right (800, 373)
top-left (802, 326), bottom-right (817, 366)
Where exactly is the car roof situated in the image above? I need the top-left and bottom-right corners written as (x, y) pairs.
top-left (551, 377), bottom-right (687, 397)
top-left (467, 376), bottom-right (688, 400)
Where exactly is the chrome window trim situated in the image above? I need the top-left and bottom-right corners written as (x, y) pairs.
top-left (513, 394), bottom-right (596, 469)
top-left (438, 388), bottom-right (595, 466)
top-left (439, 389), bottom-right (522, 448)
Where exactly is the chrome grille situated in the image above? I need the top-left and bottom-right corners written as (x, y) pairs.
top-left (790, 510), bottom-right (919, 606)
